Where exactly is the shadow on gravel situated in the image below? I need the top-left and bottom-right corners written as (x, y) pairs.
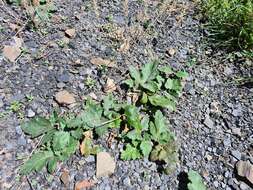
top-left (177, 172), bottom-right (189, 190)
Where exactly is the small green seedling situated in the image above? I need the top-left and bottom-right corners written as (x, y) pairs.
top-left (187, 170), bottom-right (206, 190)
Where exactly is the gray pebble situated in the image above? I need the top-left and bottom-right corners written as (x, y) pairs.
top-left (123, 177), bottom-right (131, 186)
top-left (231, 150), bottom-right (241, 160)
top-left (15, 125), bottom-right (23, 135)
top-left (57, 82), bottom-right (65, 88)
top-left (27, 109), bottom-right (35, 118)
top-left (17, 136), bottom-right (27, 146)
top-left (85, 155), bottom-right (95, 162)
top-left (239, 182), bottom-right (249, 190)
top-left (57, 71), bottom-right (70, 83)
top-left (203, 115), bottom-right (214, 128)
top-left (223, 138), bottom-right (231, 147)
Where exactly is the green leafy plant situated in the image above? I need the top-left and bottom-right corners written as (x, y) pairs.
top-left (84, 76), bottom-right (96, 89)
top-left (10, 101), bottom-right (23, 112)
top-left (187, 170), bottom-right (206, 190)
top-left (121, 107), bottom-right (178, 173)
top-left (19, 59), bottom-right (185, 176)
top-left (202, 0), bottom-right (253, 49)
top-left (124, 60), bottom-right (188, 110)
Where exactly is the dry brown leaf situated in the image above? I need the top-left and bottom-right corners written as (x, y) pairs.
top-left (104, 78), bottom-right (117, 93)
top-left (55, 90), bottom-right (76, 105)
top-left (75, 179), bottom-right (95, 190)
top-left (60, 169), bottom-right (70, 186)
top-left (90, 57), bottom-right (116, 67)
top-left (236, 160), bottom-right (253, 184)
top-left (119, 39), bottom-right (130, 53)
top-left (65, 28), bottom-right (76, 38)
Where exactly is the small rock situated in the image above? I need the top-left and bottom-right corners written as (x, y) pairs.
top-left (96, 152), bottom-right (116, 178)
top-left (167, 48), bottom-right (176, 56)
top-left (203, 115), bottom-right (214, 128)
top-left (27, 109), bottom-right (35, 118)
top-left (232, 106), bottom-right (243, 117)
top-left (239, 182), bottom-right (249, 190)
top-left (224, 67), bottom-right (233, 76)
top-left (17, 136), bottom-right (26, 146)
top-left (65, 28), bottom-right (76, 38)
top-left (0, 99), bottom-right (4, 108)
top-left (231, 150), bottom-right (242, 160)
top-left (57, 72), bottom-right (70, 83)
top-left (236, 160), bottom-right (253, 185)
top-left (55, 90), bottom-right (76, 105)
top-left (85, 155), bottom-right (95, 163)
top-left (90, 57), bottom-right (116, 67)
top-left (123, 177), bottom-right (131, 186)
top-left (214, 181), bottom-right (219, 187)
top-left (15, 125), bottom-right (22, 135)
top-left (223, 137), bottom-right (231, 147)
top-left (57, 82), bottom-right (65, 88)
top-left (60, 169), bottom-right (70, 186)
top-left (231, 127), bottom-right (242, 136)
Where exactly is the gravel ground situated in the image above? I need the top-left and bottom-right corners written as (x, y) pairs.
top-left (0, 0), bottom-right (252, 189)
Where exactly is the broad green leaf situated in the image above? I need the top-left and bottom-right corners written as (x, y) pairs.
top-left (126, 130), bottom-right (142, 140)
top-left (52, 131), bottom-right (70, 151)
top-left (140, 61), bottom-right (158, 83)
top-left (176, 71), bottom-right (188, 78)
top-left (140, 92), bottom-right (148, 104)
top-left (40, 129), bottom-right (57, 146)
top-left (156, 75), bottom-right (165, 89)
top-left (140, 141), bottom-right (153, 157)
top-left (165, 79), bottom-right (173, 89)
top-left (158, 66), bottom-right (173, 74)
top-left (188, 170), bottom-right (206, 190)
top-left (154, 110), bottom-right (168, 134)
top-left (124, 105), bottom-right (142, 131)
top-left (129, 66), bottom-right (141, 86)
top-left (103, 94), bottom-right (115, 113)
top-left (21, 117), bottom-right (54, 138)
top-left (121, 144), bottom-right (141, 160)
top-left (148, 95), bottom-right (176, 110)
top-left (47, 157), bottom-right (57, 173)
top-left (141, 115), bottom-right (149, 131)
top-left (123, 79), bottom-right (134, 88)
top-left (19, 150), bottom-right (54, 175)
top-left (141, 81), bottom-right (159, 92)
top-left (70, 128), bottom-right (84, 140)
top-left (58, 137), bottom-right (79, 161)
top-left (95, 126), bottom-right (108, 137)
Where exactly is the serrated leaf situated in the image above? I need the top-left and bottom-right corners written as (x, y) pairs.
top-left (158, 66), bottom-right (173, 74)
top-left (188, 170), bottom-right (206, 190)
top-left (141, 115), bottom-right (149, 131)
top-left (19, 150), bottom-right (54, 175)
top-left (95, 126), bottom-right (108, 137)
top-left (148, 95), bottom-right (176, 110)
top-left (103, 94), bottom-right (115, 113)
top-left (21, 117), bottom-right (54, 138)
top-left (165, 78), bottom-right (173, 89)
top-left (140, 61), bottom-right (158, 83)
top-left (176, 71), bottom-right (188, 78)
top-left (59, 137), bottom-right (79, 161)
top-left (52, 131), bottom-right (70, 151)
top-left (123, 79), bottom-right (134, 88)
top-left (156, 75), bottom-right (165, 89)
top-left (47, 157), bottom-right (58, 174)
top-left (40, 129), bottom-right (57, 146)
top-left (124, 105), bottom-right (142, 132)
top-left (129, 66), bottom-right (141, 86)
top-left (140, 141), bottom-right (153, 157)
top-left (70, 128), bottom-right (84, 140)
top-left (141, 81), bottom-right (159, 92)
top-left (126, 129), bottom-right (142, 140)
top-left (121, 144), bottom-right (141, 160)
